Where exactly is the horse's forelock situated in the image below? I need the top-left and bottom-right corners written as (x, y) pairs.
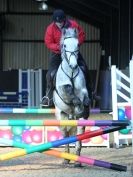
top-left (60, 28), bottom-right (78, 47)
top-left (65, 28), bottom-right (77, 37)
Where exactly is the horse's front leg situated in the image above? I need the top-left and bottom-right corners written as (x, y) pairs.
top-left (75, 124), bottom-right (85, 167)
top-left (61, 130), bottom-right (71, 165)
top-left (62, 84), bottom-right (81, 105)
top-left (59, 112), bottom-right (71, 165)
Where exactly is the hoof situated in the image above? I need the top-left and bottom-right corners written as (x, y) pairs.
top-left (62, 159), bottom-right (70, 165)
top-left (74, 163), bottom-right (82, 168)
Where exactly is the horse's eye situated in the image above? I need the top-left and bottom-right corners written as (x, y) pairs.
top-left (64, 44), bottom-right (66, 48)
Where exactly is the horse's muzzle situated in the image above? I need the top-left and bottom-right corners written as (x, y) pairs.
top-left (70, 64), bottom-right (78, 70)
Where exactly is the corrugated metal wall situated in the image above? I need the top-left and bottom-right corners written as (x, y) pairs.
top-left (1, 0), bottom-right (101, 70)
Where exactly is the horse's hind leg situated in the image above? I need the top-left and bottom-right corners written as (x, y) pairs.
top-left (83, 96), bottom-right (90, 119)
top-left (74, 125), bottom-right (85, 167)
top-left (62, 131), bottom-right (71, 165)
top-left (75, 141), bottom-right (82, 167)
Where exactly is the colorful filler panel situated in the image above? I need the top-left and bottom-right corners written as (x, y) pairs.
top-left (45, 126), bottom-right (109, 147)
top-left (118, 106), bottom-right (131, 135)
top-left (0, 125), bottom-right (109, 147)
top-left (0, 126), bottom-right (44, 145)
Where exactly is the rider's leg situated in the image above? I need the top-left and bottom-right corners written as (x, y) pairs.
top-left (78, 53), bottom-right (100, 102)
top-left (41, 53), bottom-right (61, 107)
top-left (78, 53), bottom-right (93, 99)
top-left (41, 70), bottom-right (54, 106)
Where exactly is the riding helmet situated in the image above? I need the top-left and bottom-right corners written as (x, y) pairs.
top-left (53, 9), bottom-right (66, 22)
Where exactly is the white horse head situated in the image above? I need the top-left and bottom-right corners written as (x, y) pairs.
top-left (60, 28), bottom-right (79, 70)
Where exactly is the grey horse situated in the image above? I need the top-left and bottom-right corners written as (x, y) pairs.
top-left (53, 28), bottom-right (90, 167)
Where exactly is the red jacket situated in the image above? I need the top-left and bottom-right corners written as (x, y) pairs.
top-left (44, 19), bottom-right (85, 54)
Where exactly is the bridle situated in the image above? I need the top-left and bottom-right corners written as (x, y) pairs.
top-left (62, 36), bottom-right (79, 68)
top-left (61, 36), bottom-right (80, 80)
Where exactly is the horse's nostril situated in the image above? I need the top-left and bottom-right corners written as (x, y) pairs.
top-left (70, 64), bottom-right (73, 68)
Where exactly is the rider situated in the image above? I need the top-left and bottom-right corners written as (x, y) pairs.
top-left (42, 9), bottom-right (98, 107)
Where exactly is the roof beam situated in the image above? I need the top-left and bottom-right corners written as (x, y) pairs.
top-left (94, 0), bottom-right (119, 8)
top-left (71, 0), bottom-right (112, 16)
top-left (47, 0), bottom-right (104, 27)
top-left (53, 0), bottom-right (105, 23)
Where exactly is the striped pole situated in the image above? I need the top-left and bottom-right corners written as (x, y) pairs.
top-left (0, 108), bottom-right (111, 114)
top-left (0, 119), bottom-right (129, 127)
top-left (0, 108), bottom-right (55, 114)
top-left (0, 138), bottom-right (127, 171)
top-left (0, 126), bottom-right (126, 170)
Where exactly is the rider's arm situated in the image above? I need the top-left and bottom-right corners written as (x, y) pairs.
top-left (72, 21), bottom-right (85, 45)
top-left (44, 25), bottom-right (60, 53)
top-left (77, 23), bottom-right (85, 45)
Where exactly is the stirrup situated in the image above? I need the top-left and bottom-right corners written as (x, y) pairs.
top-left (40, 96), bottom-right (50, 107)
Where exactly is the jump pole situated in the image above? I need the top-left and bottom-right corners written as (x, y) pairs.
top-left (0, 108), bottom-right (111, 114)
top-left (0, 119), bottom-right (129, 127)
top-left (0, 126), bottom-right (126, 171)
top-left (0, 138), bottom-right (126, 171)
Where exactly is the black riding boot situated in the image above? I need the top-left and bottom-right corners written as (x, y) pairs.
top-left (79, 66), bottom-right (92, 98)
top-left (41, 85), bottom-right (54, 107)
top-left (80, 66), bottom-right (101, 103)
top-left (78, 53), bottom-right (101, 105)
top-left (41, 70), bottom-right (55, 107)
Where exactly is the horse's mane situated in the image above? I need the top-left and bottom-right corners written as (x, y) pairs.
top-left (60, 28), bottom-right (78, 46)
